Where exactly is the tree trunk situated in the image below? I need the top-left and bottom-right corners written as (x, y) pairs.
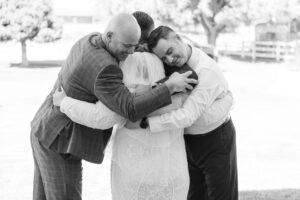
top-left (200, 13), bottom-right (219, 47)
top-left (21, 40), bottom-right (28, 67)
top-left (207, 28), bottom-right (218, 46)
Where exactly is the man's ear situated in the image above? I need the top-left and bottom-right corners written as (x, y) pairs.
top-left (175, 34), bottom-right (182, 41)
top-left (106, 31), bottom-right (113, 43)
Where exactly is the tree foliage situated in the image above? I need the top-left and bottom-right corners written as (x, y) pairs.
top-left (154, 0), bottom-right (195, 29)
top-left (0, 0), bottom-right (62, 67)
top-left (241, 0), bottom-right (300, 25)
top-left (184, 0), bottom-right (241, 45)
top-left (93, 0), bottom-right (157, 22)
top-left (156, 0), bottom-right (300, 46)
top-left (157, 0), bottom-right (243, 46)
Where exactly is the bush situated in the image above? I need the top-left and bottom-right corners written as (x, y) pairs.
top-left (0, 26), bottom-right (12, 41)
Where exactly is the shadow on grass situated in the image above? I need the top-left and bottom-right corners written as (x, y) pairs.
top-left (10, 60), bottom-right (64, 68)
top-left (239, 189), bottom-right (300, 200)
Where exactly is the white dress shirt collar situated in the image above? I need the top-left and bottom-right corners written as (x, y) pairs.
top-left (187, 45), bottom-right (200, 69)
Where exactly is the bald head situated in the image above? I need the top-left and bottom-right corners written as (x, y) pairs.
top-left (104, 13), bottom-right (141, 61)
top-left (105, 13), bottom-right (141, 40)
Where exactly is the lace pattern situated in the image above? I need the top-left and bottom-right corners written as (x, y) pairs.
top-left (109, 52), bottom-right (189, 199)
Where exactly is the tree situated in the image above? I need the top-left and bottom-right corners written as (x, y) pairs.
top-left (181, 0), bottom-right (243, 46)
top-left (0, 0), bottom-right (62, 67)
top-left (153, 0), bottom-right (243, 46)
top-left (154, 0), bottom-right (195, 30)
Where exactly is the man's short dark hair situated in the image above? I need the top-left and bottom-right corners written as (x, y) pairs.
top-left (147, 25), bottom-right (175, 51)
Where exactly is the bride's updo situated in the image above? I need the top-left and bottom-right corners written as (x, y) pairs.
top-left (132, 11), bottom-right (155, 44)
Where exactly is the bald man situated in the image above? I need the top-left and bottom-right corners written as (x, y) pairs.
top-left (30, 13), bottom-right (196, 200)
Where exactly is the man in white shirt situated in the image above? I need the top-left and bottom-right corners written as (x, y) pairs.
top-left (146, 26), bottom-right (238, 200)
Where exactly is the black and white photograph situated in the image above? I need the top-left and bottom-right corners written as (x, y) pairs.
top-left (0, 0), bottom-right (300, 199)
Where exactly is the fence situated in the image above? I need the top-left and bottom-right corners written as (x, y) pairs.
top-left (220, 41), bottom-right (297, 62)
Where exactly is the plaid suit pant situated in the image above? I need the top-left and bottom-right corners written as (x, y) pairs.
top-left (31, 132), bottom-right (82, 200)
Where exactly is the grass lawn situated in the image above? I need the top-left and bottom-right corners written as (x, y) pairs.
top-left (239, 189), bottom-right (300, 200)
top-left (1, 25), bottom-right (300, 199)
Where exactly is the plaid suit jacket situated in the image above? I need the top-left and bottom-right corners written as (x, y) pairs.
top-left (31, 33), bottom-right (172, 163)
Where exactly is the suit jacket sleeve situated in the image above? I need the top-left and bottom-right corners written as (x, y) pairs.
top-left (94, 64), bottom-right (172, 122)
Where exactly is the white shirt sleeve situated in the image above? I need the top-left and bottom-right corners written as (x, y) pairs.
top-left (148, 68), bottom-right (228, 132)
top-left (198, 91), bottom-right (233, 125)
top-left (60, 97), bottom-right (126, 129)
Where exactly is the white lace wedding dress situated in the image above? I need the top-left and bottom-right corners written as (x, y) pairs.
top-left (109, 52), bottom-right (189, 200)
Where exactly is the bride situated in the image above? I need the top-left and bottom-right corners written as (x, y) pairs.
top-left (110, 51), bottom-right (190, 200)
top-left (54, 50), bottom-right (190, 199)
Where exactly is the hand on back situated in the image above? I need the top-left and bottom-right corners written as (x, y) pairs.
top-left (165, 71), bottom-right (198, 94)
top-left (53, 87), bottom-right (67, 107)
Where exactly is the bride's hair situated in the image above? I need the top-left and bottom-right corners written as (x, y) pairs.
top-left (132, 11), bottom-right (154, 44)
